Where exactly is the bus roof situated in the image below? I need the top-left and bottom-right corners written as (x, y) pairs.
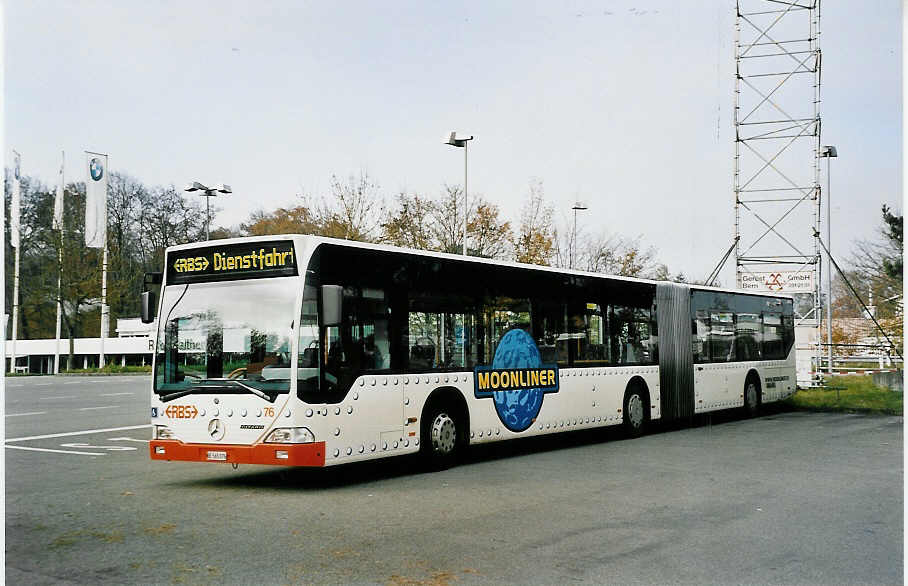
top-left (166, 234), bottom-right (794, 300)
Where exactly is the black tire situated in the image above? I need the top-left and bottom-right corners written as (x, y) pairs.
top-left (743, 376), bottom-right (761, 418)
top-left (622, 383), bottom-right (648, 438)
top-left (420, 402), bottom-right (461, 470)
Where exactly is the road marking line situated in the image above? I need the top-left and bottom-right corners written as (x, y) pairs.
top-left (5, 445), bottom-right (105, 456)
top-left (61, 442), bottom-right (137, 451)
top-left (6, 411), bottom-right (47, 417)
top-left (79, 406), bottom-right (117, 411)
top-left (109, 436), bottom-right (150, 443)
top-left (40, 396), bottom-right (76, 400)
top-left (35, 383), bottom-right (53, 386)
top-left (5, 424), bottom-right (151, 443)
top-left (100, 392), bottom-right (134, 397)
top-left (63, 382), bottom-right (81, 385)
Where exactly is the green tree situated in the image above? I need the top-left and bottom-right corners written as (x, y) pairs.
top-left (881, 204), bottom-right (902, 279)
top-left (5, 167), bottom-right (207, 368)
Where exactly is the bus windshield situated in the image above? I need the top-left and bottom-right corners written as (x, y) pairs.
top-left (154, 278), bottom-right (296, 395)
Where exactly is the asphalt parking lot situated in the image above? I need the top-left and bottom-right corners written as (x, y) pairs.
top-left (5, 375), bottom-right (903, 585)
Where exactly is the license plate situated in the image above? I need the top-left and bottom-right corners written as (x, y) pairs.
top-left (206, 450), bottom-right (227, 461)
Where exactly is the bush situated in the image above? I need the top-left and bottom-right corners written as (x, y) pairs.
top-left (63, 364), bottom-right (152, 374)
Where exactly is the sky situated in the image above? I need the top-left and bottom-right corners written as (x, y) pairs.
top-left (3, 0), bottom-right (902, 284)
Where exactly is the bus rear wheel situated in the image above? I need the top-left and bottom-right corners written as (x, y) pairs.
top-left (420, 404), bottom-right (461, 470)
top-left (623, 384), bottom-right (648, 438)
top-left (743, 377), bottom-right (761, 417)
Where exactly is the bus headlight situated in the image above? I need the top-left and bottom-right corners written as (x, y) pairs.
top-left (264, 427), bottom-right (315, 444)
top-left (153, 425), bottom-right (175, 440)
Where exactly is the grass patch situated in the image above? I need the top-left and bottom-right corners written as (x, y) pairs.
top-left (62, 364), bottom-right (151, 374)
top-left (787, 375), bottom-right (902, 415)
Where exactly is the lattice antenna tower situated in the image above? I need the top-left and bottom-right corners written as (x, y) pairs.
top-left (733, 0), bottom-right (822, 370)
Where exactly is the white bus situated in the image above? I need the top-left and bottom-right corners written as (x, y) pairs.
top-left (146, 235), bottom-right (796, 469)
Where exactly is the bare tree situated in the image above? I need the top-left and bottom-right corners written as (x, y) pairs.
top-left (849, 204), bottom-right (903, 319)
top-left (555, 224), bottom-right (659, 278)
top-left (380, 191), bottom-right (434, 250)
top-left (513, 180), bottom-right (556, 266)
top-left (430, 184), bottom-right (471, 254)
top-left (316, 171), bottom-right (384, 241)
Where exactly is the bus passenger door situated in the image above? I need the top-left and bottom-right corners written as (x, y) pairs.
top-left (364, 288), bottom-right (404, 446)
top-left (343, 287), bottom-right (404, 449)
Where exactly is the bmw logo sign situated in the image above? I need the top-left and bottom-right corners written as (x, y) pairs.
top-left (89, 158), bottom-right (104, 182)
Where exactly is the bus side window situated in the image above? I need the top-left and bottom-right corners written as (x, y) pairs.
top-left (735, 313), bottom-right (762, 361)
top-left (297, 284), bottom-right (321, 394)
top-left (763, 312), bottom-right (783, 359)
top-left (531, 300), bottom-right (567, 367)
top-left (359, 288), bottom-right (390, 371)
top-left (693, 310), bottom-right (710, 363)
top-left (611, 304), bottom-right (652, 365)
top-left (408, 311), bottom-right (439, 369)
top-left (407, 293), bottom-right (475, 370)
top-left (566, 301), bottom-right (609, 367)
top-left (709, 311), bottom-right (735, 362)
top-left (649, 302), bottom-right (658, 364)
top-left (481, 297), bottom-right (531, 365)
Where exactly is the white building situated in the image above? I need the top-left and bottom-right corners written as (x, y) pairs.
top-left (6, 318), bottom-right (156, 373)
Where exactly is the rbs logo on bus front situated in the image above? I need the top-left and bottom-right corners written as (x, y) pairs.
top-left (474, 329), bottom-right (559, 433)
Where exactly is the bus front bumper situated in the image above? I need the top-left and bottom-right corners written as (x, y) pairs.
top-left (149, 440), bottom-right (326, 466)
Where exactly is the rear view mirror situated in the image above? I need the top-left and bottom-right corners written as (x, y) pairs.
top-left (321, 285), bottom-right (343, 326)
top-left (141, 272), bottom-right (162, 324)
top-left (141, 290), bottom-right (157, 324)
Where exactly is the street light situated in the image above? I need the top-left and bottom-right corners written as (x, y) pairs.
top-left (820, 144), bottom-right (837, 373)
top-left (571, 201), bottom-right (588, 269)
top-left (445, 132), bottom-right (474, 256)
top-left (184, 181), bottom-right (231, 240)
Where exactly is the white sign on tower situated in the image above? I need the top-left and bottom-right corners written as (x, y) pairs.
top-left (738, 271), bottom-right (814, 293)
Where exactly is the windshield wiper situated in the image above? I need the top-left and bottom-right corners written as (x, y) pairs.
top-left (158, 388), bottom-right (198, 403)
top-left (229, 380), bottom-right (277, 402)
top-left (159, 379), bottom-right (278, 403)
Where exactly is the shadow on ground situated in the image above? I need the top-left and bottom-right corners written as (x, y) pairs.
top-left (161, 402), bottom-right (798, 491)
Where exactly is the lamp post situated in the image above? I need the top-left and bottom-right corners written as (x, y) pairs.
top-left (445, 132), bottom-right (474, 256)
top-left (571, 201), bottom-right (588, 269)
top-left (820, 145), bottom-right (837, 373)
top-left (184, 181), bottom-right (232, 241)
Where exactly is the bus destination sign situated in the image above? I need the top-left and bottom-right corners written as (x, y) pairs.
top-left (166, 240), bottom-right (298, 284)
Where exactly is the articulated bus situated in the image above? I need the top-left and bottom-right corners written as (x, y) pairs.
top-left (146, 235), bottom-right (796, 469)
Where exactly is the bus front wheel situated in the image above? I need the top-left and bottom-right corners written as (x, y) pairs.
top-left (420, 404), bottom-right (460, 470)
